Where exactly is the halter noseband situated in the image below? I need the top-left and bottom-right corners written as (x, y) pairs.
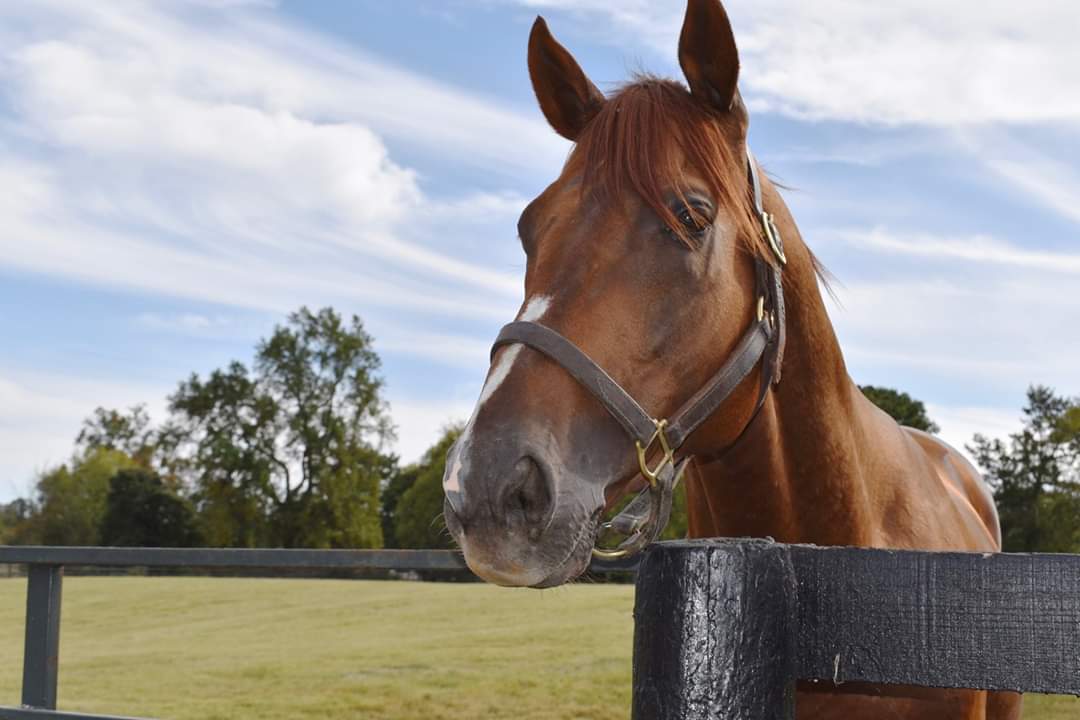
top-left (489, 147), bottom-right (787, 559)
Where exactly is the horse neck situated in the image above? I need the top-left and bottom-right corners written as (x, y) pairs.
top-left (688, 195), bottom-right (874, 546)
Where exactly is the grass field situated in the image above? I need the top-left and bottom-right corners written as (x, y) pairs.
top-left (0, 577), bottom-right (1075, 719)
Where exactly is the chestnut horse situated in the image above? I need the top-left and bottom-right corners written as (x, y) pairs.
top-left (442, 1), bottom-right (1020, 718)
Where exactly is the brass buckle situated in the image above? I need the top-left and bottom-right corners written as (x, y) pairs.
top-left (762, 212), bottom-right (787, 266)
top-left (635, 419), bottom-right (674, 489)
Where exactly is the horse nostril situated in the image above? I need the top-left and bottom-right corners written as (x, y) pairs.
top-left (506, 455), bottom-right (554, 531)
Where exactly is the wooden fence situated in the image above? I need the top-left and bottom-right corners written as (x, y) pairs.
top-left (633, 538), bottom-right (1080, 718)
top-left (0, 545), bottom-right (633, 720)
top-left (4, 539), bottom-right (1078, 719)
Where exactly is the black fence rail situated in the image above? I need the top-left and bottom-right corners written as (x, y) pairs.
top-left (633, 538), bottom-right (1080, 719)
top-left (7, 540), bottom-right (1078, 720)
top-left (0, 546), bottom-right (637, 720)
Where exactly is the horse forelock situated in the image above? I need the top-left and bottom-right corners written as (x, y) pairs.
top-left (569, 76), bottom-right (762, 257)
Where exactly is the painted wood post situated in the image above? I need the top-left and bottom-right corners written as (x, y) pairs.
top-left (632, 539), bottom-right (797, 720)
top-left (21, 564), bottom-right (63, 710)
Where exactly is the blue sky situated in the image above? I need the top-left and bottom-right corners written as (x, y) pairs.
top-left (1, 0), bottom-right (1078, 500)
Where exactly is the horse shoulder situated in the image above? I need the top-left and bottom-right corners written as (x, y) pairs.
top-left (847, 391), bottom-right (999, 552)
top-left (901, 426), bottom-right (1001, 552)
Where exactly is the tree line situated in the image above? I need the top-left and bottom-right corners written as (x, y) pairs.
top-left (0, 307), bottom-right (453, 550)
top-left (0, 306), bottom-right (1076, 554)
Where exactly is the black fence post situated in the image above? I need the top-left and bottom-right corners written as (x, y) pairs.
top-left (21, 564), bottom-right (63, 710)
top-left (632, 539), bottom-right (797, 720)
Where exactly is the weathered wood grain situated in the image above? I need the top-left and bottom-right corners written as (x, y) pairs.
top-left (792, 544), bottom-right (1080, 694)
top-left (632, 539), bottom-right (1080, 719)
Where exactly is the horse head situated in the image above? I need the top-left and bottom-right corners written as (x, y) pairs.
top-left (443, 0), bottom-right (784, 587)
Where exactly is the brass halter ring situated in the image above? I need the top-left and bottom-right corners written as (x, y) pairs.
top-left (762, 212), bottom-right (787, 266)
top-left (635, 419), bottom-right (674, 488)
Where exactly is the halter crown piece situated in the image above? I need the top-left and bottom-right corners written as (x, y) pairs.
top-left (490, 145), bottom-right (787, 559)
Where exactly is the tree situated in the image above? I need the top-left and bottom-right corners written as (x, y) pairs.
top-left (77, 405), bottom-right (184, 485)
top-left (0, 499), bottom-right (35, 545)
top-left (969, 386), bottom-right (1080, 553)
top-left (859, 385), bottom-right (940, 433)
top-left (169, 361), bottom-right (277, 547)
top-left (99, 468), bottom-right (201, 547)
top-left (77, 405), bottom-right (156, 465)
top-left (26, 448), bottom-right (138, 546)
top-left (168, 307), bottom-right (394, 548)
top-left (381, 465), bottom-right (419, 549)
top-left (393, 425), bottom-right (462, 549)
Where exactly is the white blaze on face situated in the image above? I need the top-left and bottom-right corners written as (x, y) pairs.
top-left (443, 295), bottom-right (552, 495)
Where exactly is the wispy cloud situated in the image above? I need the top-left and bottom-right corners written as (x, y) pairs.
top-left (135, 312), bottom-right (236, 334)
top-left (0, 0), bottom-right (549, 494)
top-left (926, 403), bottom-right (1021, 466)
top-left (829, 272), bottom-right (1080, 393)
top-left (832, 228), bottom-right (1080, 274)
top-left (511, 1), bottom-right (1080, 126)
top-left (0, 369), bottom-right (170, 499)
top-left (376, 330), bottom-right (490, 370)
top-left (0, 0), bottom-right (542, 321)
top-left (386, 397), bottom-right (474, 465)
top-left (959, 128), bottom-right (1080, 226)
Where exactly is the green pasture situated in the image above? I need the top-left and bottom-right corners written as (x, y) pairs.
top-left (0, 576), bottom-right (1073, 719)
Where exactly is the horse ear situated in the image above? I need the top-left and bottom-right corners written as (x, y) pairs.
top-left (678, 0), bottom-right (740, 112)
top-left (528, 16), bottom-right (605, 141)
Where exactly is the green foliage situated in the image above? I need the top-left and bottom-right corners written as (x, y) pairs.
top-left (295, 447), bottom-right (394, 549)
top-left (0, 499), bottom-right (35, 545)
top-left (23, 448), bottom-right (139, 546)
top-left (381, 465), bottom-right (419, 549)
top-left (77, 405), bottom-right (157, 466)
top-left (99, 468), bottom-right (201, 547)
top-left (969, 385), bottom-right (1080, 553)
top-left (859, 385), bottom-right (940, 433)
top-left (169, 361), bottom-right (277, 547)
top-left (659, 481), bottom-right (689, 540)
top-left (168, 307), bottom-right (394, 548)
top-left (393, 425), bottom-right (463, 549)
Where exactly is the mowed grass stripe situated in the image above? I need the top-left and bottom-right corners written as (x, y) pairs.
top-left (0, 577), bottom-right (1075, 719)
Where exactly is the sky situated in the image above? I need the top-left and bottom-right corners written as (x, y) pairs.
top-left (1, 0), bottom-right (1079, 501)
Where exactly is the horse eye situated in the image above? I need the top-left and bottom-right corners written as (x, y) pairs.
top-left (673, 203), bottom-right (711, 235)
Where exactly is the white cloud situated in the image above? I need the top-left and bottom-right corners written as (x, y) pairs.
top-left (926, 403), bottom-right (1020, 468)
top-left (376, 330), bottom-right (490, 370)
top-left (0, 369), bottom-right (170, 500)
top-left (959, 128), bottom-right (1080, 226)
top-left (0, 1), bottom-right (553, 497)
top-left (385, 397), bottom-right (473, 465)
top-left (821, 229), bottom-right (1080, 397)
top-left (0, 365), bottom-right (480, 499)
top-left (513, 1), bottom-right (1080, 126)
top-left (135, 312), bottom-right (235, 333)
top-left (0, 0), bottom-right (546, 320)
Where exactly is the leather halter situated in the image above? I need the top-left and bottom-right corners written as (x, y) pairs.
top-left (490, 147), bottom-right (787, 558)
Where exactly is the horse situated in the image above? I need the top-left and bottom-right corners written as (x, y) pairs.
top-left (441, 1), bottom-right (1021, 718)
